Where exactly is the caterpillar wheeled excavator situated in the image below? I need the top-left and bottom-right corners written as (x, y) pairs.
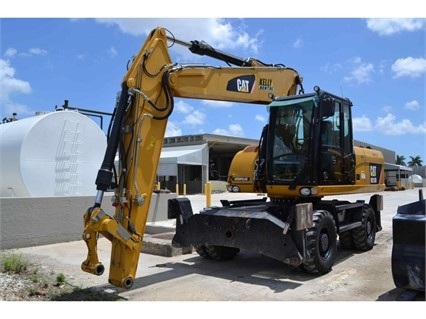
top-left (81, 27), bottom-right (385, 289)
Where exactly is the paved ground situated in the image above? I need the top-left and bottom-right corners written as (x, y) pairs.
top-left (2, 188), bottom-right (425, 310)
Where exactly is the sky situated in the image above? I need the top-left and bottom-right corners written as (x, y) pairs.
top-left (1, 2), bottom-right (425, 164)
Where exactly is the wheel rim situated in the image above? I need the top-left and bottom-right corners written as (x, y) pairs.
top-left (319, 231), bottom-right (330, 257)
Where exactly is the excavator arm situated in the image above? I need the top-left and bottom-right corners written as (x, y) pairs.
top-left (81, 27), bottom-right (302, 288)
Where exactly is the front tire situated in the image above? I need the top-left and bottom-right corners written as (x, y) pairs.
top-left (303, 210), bottom-right (337, 275)
top-left (195, 245), bottom-right (240, 261)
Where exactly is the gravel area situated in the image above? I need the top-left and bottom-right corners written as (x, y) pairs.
top-left (0, 254), bottom-right (122, 301)
top-left (0, 272), bottom-right (39, 300)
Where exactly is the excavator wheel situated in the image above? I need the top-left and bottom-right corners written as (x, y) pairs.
top-left (352, 205), bottom-right (376, 251)
top-left (195, 245), bottom-right (209, 258)
top-left (338, 231), bottom-right (353, 249)
top-left (195, 245), bottom-right (240, 261)
top-left (302, 210), bottom-right (337, 275)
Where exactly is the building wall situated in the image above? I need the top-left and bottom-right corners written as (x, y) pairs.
top-left (0, 193), bottom-right (175, 249)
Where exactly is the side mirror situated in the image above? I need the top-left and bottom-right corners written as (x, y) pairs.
top-left (320, 98), bottom-right (334, 117)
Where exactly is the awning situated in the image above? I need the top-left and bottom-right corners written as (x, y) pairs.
top-left (384, 163), bottom-right (413, 172)
top-left (157, 143), bottom-right (208, 176)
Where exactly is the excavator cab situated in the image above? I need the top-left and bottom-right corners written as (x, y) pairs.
top-left (270, 86), bottom-right (354, 185)
top-left (240, 86), bottom-right (357, 198)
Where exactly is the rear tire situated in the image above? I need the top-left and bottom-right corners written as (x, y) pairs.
top-left (195, 245), bottom-right (240, 261)
top-left (352, 205), bottom-right (376, 251)
top-left (339, 231), bottom-right (353, 249)
top-left (303, 210), bottom-right (337, 275)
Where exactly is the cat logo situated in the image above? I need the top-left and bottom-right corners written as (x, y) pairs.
top-left (226, 75), bottom-right (255, 93)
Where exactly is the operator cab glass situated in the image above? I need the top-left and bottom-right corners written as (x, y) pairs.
top-left (264, 90), bottom-right (355, 187)
top-left (267, 95), bottom-right (315, 184)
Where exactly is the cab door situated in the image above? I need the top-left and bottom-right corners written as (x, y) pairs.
top-left (319, 100), bottom-right (354, 184)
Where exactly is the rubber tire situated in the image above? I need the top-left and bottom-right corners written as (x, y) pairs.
top-left (195, 245), bottom-right (240, 261)
top-left (339, 231), bottom-right (353, 249)
top-left (195, 245), bottom-right (209, 258)
top-left (302, 210), bottom-right (337, 275)
top-left (352, 205), bottom-right (376, 251)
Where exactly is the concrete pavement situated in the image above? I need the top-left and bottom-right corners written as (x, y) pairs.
top-left (2, 188), bottom-right (425, 303)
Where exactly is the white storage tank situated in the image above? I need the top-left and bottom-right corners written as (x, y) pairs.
top-left (0, 110), bottom-right (107, 197)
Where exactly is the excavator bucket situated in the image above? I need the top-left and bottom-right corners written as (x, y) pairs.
top-left (391, 189), bottom-right (425, 292)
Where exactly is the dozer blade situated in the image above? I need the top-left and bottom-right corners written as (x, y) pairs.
top-left (391, 190), bottom-right (425, 292)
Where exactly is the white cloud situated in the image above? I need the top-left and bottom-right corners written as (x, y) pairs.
top-left (391, 57), bottom-right (426, 78)
top-left (202, 100), bottom-right (234, 108)
top-left (95, 18), bottom-right (262, 58)
top-left (366, 18), bottom-right (426, 36)
top-left (377, 60), bottom-right (387, 74)
top-left (352, 115), bottom-right (373, 132)
top-left (3, 48), bottom-right (17, 59)
top-left (165, 121), bottom-right (182, 137)
top-left (375, 113), bottom-right (426, 135)
top-left (405, 100), bottom-right (420, 111)
top-left (344, 57), bottom-right (374, 85)
top-left (255, 114), bottom-right (266, 123)
top-left (29, 48), bottom-right (48, 56)
top-left (175, 100), bottom-right (194, 114)
top-left (292, 38), bottom-right (303, 49)
top-left (381, 105), bottom-right (393, 113)
top-left (4, 47), bottom-right (49, 60)
top-left (354, 112), bottom-right (426, 136)
top-left (213, 124), bottom-right (244, 137)
top-left (183, 110), bottom-right (205, 125)
top-left (320, 62), bottom-right (343, 75)
top-left (107, 46), bottom-right (117, 58)
top-left (3, 47), bottom-right (48, 59)
top-left (0, 59), bottom-right (32, 116)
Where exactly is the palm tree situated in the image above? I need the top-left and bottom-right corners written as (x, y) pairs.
top-left (396, 155), bottom-right (406, 166)
top-left (407, 155), bottom-right (423, 167)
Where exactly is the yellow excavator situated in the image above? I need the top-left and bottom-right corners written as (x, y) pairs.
top-left (81, 27), bottom-right (385, 289)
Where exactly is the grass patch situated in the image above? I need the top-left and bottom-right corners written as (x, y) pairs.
top-left (55, 273), bottom-right (66, 286)
top-left (0, 253), bottom-right (28, 274)
top-left (0, 252), bottom-right (126, 301)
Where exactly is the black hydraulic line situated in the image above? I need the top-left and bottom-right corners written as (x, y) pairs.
top-left (167, 35), bottom-right (251, 67)
top-left (95, 84), bottom-right (130, 193)
top-left (187, 40), bottom-right (252, 66)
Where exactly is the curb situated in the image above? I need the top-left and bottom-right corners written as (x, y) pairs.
top-left (142, 232), bottom-right (193, 257)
